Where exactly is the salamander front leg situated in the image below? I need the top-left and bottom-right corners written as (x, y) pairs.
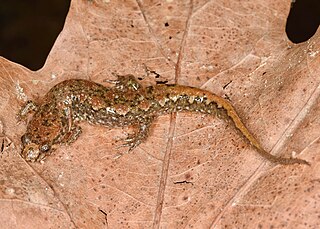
top-left (58, 125), bottom-right (82, 145)
top-left (108, 73), bottom-right (142, 91)
top-left (17, 100), bottom-right (39, 121)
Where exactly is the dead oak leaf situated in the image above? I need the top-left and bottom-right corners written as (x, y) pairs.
top-left (0, 0), bottom-right (319, 228)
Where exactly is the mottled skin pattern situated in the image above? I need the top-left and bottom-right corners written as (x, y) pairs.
top-left (19, 75), bottom-right (309, 165)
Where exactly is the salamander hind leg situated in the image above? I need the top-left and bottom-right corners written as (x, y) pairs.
top-left (122, 117), bottom-right (154, 151)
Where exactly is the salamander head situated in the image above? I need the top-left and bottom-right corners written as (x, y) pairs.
top-left (21, 133), bottom-right (53, 162)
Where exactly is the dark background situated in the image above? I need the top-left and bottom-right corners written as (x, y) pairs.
top-left (286, 0), bottom-right (320, 43)
top-left (0, 0), bottom-right (319, 71)
top-left (0, 0), bottom-right (70, 70)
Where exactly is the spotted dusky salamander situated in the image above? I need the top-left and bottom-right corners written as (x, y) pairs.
top-left (19, 75), bottom-right (309, 165)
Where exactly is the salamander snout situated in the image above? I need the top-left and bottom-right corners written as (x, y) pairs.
top-left (21, 134), bottom-right (52, 162)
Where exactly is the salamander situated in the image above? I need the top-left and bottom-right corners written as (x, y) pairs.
top-left (19, 74), bottom-right (309, 165)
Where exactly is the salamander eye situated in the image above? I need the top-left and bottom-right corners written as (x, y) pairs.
top-left (21, 134), bottom-right (31, 145)
top-left (40, 144), bottom-right (51, 152)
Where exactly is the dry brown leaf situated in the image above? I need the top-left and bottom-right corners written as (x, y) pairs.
top-left (0, 0), bottom-right (319, 228)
